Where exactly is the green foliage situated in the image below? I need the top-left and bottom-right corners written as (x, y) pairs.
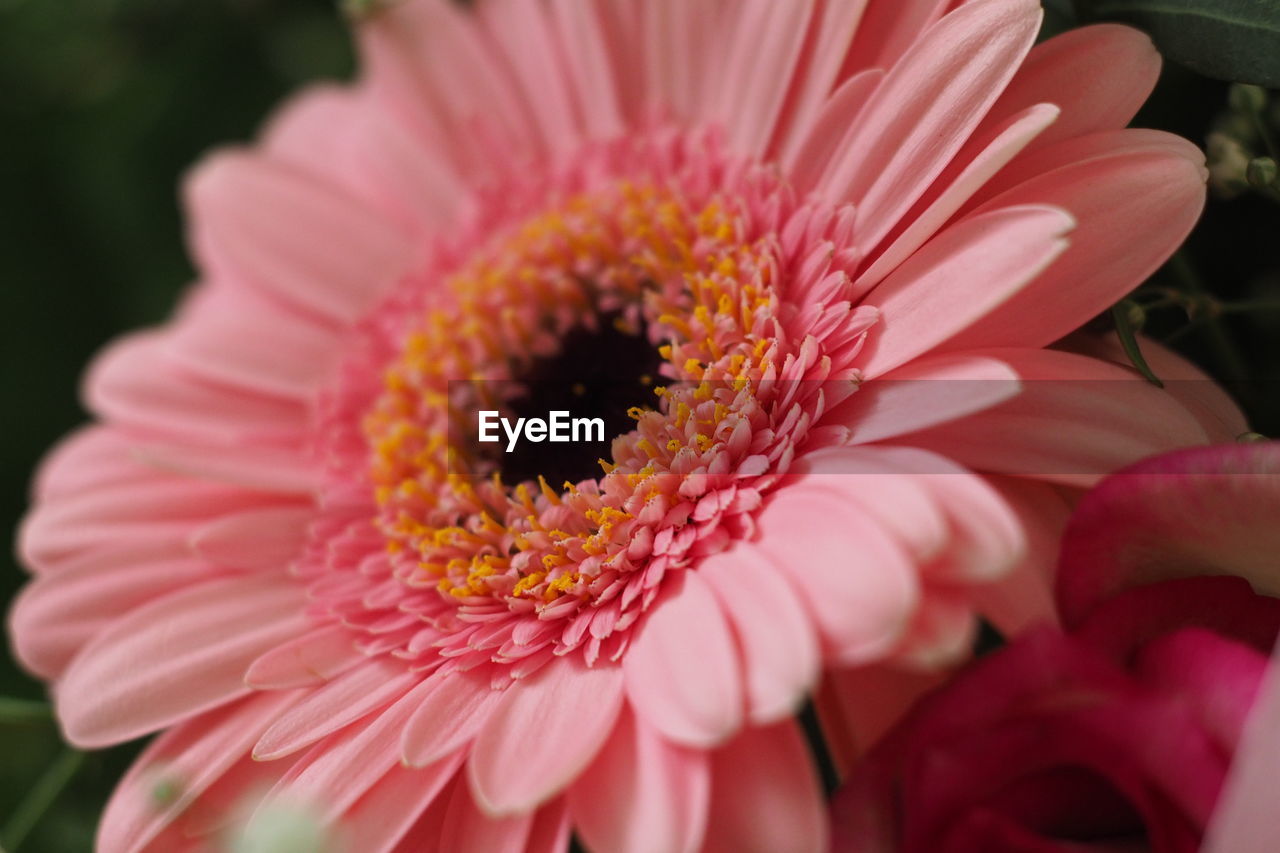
top-left (1081, 0), bottom-right (1280, 86)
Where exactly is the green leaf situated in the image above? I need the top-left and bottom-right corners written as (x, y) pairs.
top-left (1082, 0), bottom-right (1280, 86)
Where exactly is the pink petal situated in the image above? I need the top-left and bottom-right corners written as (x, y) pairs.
top-left (893, 461), bottom-right (1026, 585)
top-left (244, 623), bottom-right (367, 690)
top-left (1058, 442), bottom-right (1280, 627)
top-left (702, 721), bottom-right (828, 853)
top-left (832, 351), bottom-right (1023, 444)
top-left (754, 482), bottom-right (920, 665)
top-left (897, 347), bottom-right (1216, 487)
top-left (699, 545), bottom-right (821, 724)
top-left (9, 557), bottom-right (215, 680)
top-left (85, 330), bottom-right (307, 447)
top-left (189, 505), bottom-right (312, 572)
top-left (165, 283), bottom-right (342, 400)
top-left (20, 450), bottom-right (281, 571)
top-left (468, 658), bottom-right (625, 815)
top-left (889, 589), bottom-right (978, 669)
top-left (639, 0), bottom-right (726, 120)
top-left (972, 126), bottom-right (1204, 207)
top-left (336, 763), bottom-right (469, 853)
top-left (966, 476), bottom-right (1072, 635)
top-left (838, 0), bottom-right (949, 75)
top-left (623, 571), bottom-right (744, 748)
top-left (440, 778), bottom-right (535, 853)
top-left (260, 84), bottom-right (468, 234)
top-left (253, 659), bottom-right (420, 760)
top-left (186, 151), bottom-right (413, 325)
top-left (1065, 330), bottom-right (1249, 443)
top-left (1204, 634), bottom-right (1280, 853)
top-left (855, 102), bottom-right (1060, 289)
top-left (97, 691), bottom-right (301, 853)
top-left (940, 144), bottom-right (1206, 351)
top-left (475, 0), bottom-right (581, 153)
top-left (548, 0), bottom-right (624, 138)
top-left (401, 670), bottom-right (505, 768)
top-left (791, 446), bottom-right (951, 565)
top-left (772, 0), bottom-right (876, 162)
top-left (785, 69), bottom-right (885, 193)
top-left (569, 706), bottom-right (710, 853)
top-left (358, 0), bottom-right (533, 178)
top-left (132, 441), bottom-right (319, 496)
top-left (856, 205), bottom-right (1074, 377)
top-left (525, 799), bottom-right (573, 853)
top-left (56, 574), bottom-right (311, 747)
top-left (820, 0), bottom-right (1041, 246)
top-left (715, 0), bottom-right (816, 156)
top-left (30, 426), bottom-right (133, 502)
top-left (271, 679), bottom-right (462, 824)
top-left (984, 24), bottom-right (1161, 152)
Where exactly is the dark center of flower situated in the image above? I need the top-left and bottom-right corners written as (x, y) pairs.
top-left (491, 310), bottom-right (668, 486)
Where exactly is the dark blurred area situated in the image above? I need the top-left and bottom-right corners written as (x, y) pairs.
top-left (0, 2), bottom-right (1278, 850)
top-left (0, 2), bottom-right (352, 848)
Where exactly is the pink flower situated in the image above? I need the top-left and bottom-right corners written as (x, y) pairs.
top-left (831, 442), bottom-right (1280, 852)
top-left (8, 0), bottom-right (1245, 850)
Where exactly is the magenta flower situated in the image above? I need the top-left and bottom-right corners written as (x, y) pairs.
top-left (7, 0), bottom-right (1247, 849)
top-left (831, 442), bottom-right (1280, 852)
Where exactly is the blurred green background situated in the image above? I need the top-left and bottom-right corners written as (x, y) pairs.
top-left (0, 1), bottom-right (1278, 851)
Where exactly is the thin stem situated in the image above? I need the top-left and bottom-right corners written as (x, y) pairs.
top-left (1218, 297), bottom-right (1280, 315)
top-left (1, 749), bottom-right (85, 852)
top-left (0, 698), bottom-right (52, 725)
top-left (1166, 251), bottom-right (1249, 382)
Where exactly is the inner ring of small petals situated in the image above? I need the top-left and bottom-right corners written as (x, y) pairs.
top-left (365, 180), bottom-right (787, 627)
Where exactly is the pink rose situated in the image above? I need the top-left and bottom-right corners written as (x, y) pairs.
top-left (832, 442), bottom-right (1280, 852)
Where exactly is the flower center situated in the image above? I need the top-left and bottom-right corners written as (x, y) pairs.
top-left (313, 134), bottom-right (874, 668)
top-left (365, 180), bottom-right (789, 607)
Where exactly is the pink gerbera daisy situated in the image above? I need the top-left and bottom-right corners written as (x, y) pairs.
top-left (9, 0), bottom-right (1247, 850)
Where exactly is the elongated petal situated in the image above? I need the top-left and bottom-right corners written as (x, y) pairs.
top-left (1058, 442), bottom-right (1280, 627)
top-left (983, 24), bottom-right (1161, 152)
top-left (897, 348), bottom-right (1215, 487)
top-left (85, 331), bottom-right (307, 447)
top-left (702, 721), bottom-right (828, 853)
top-left (569, 706), bottom-right (710, 853)
top-left (821, 0), bottom-right (1041, 245)
top-left (57, 574), bottom-right (310, 747)
top-left (9, 557), bottom-right (216, 680)
top-left (98, 691), bottom-right (302, 853)
top-left (245, 623), bottom-right (367, 690)
top-left (832, 352), bottom-right (1022, 445)
top-left (700, 545), bottom-right (822, 724)
top-left (624, 571), bottom-right (744, 747)
top-left (186, 152), bottom-right (413, 325)
top-left (469, 659), bottom-right (625, 815)
top-left (401, 671), bottom-right (504, 768)
top-left (857, 205), bottom-right (1074, 377)
top-left (754, 483), bottom-right (920, 665)
top-left (941, 146), bottom-right (1206, 351)
top-left (253, 659), bottom-right (419, 760)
